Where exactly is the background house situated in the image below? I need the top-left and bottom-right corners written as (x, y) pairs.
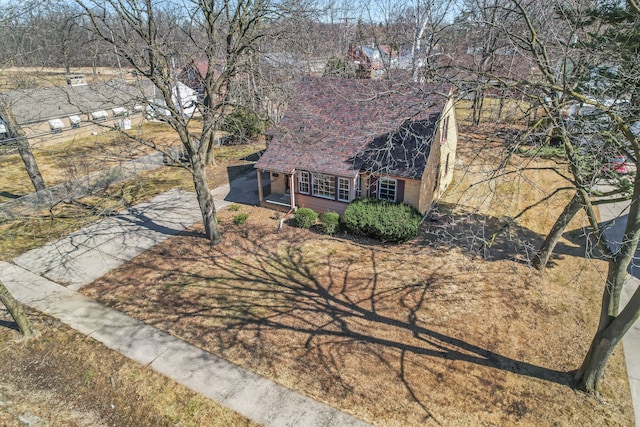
top-left (0, 78), bottom-right (159, 147)
top-left (255, 77), bottom-right (457, 215)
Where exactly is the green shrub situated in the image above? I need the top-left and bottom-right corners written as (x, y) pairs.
top-left (294, 208), bottom-right (318, 228)
top-left (342, 198), bottom-right (422, 242)
top-left (233, 213), bottom-right (249, 225)
top-left (319, 212), bottom-right (340, 235)
top-left (229, 204), bottom-right (241, 211)
top-left (220, 107), bottom-right (268, 144)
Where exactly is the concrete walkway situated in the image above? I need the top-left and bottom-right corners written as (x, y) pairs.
top-left (1, 172), bottom-right (371, 427)
top-left (597, 199), bottom-right (640, 427)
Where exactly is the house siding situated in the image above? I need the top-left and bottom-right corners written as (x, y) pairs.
top-left (14, 113), bottom-right (145, 148)
top-left (437, 98), bottom-right (458, 195)
top-left (402, 179), bottom-right (423, 211)
top-left (418, 138), bottom-right (441, 214)
top-left (295, 193), bottom-right (349, 214)
top-left (271, 173), bottom-right (287, 194)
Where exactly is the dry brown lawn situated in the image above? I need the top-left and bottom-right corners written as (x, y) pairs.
top-left (0, 131), bottom-right (265, 260)
top-left (79, 126), bottom-right (633, 426)
top-left (0, 310), bottom-right (256, 427)
top-left (0, 67), bottom-right (135, 90)
top-left (0, 122), bottom-right (178, 202)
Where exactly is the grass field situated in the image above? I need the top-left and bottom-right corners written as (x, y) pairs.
top-left (0, 310), bottom-right (257, 427)
top-left (0, 67), bottom-right (134, 90)
top-left (0, 129), bottom-right (266, 425)
top-left (0, 122), bottom-right (178, 203)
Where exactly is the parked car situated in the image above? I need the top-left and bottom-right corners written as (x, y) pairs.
top-left (602, 155), bottom-right (627, 173)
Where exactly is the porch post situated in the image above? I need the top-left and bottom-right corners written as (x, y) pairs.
top-left (257, 169), bottom-right (263, 202)
top-left (351, 175), bottom-right (357, 201)
top-left (289, 171), bottom-right (296, 209)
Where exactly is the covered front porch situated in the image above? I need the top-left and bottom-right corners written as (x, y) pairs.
top-left (263, 192), bottom-right (294, 211)
top-left (256, 169), bottom-right (296, 212)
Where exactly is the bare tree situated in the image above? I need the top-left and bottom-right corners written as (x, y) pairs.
top-left (0, 101), bottom-right (46, 192)
top-left (477, 0), bottom-right (640, 393)
top-left (0, 0), bottom-right (41, 338)
top-left (388, 0), bottom-right (459, 82)
top-left (453, 0), bottom-right (524, 124)
top-left (0, 1), bottom-right (47, 193)
top-left (0, 279), bottom-right (35, 338)
top-left (76, 0), bottom-right (289, 244)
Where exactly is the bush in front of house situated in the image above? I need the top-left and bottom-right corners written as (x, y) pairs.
top-left (342, 198), bottom-right (422, 242)
top-left (319, 212), bottom-right (340, 235)
top-left (294, 208), bottom-right (318, 228)
top-left (233, 213), bottom-right (249, 225)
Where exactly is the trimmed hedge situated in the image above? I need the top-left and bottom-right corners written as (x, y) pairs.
top-left (294, 208), bottom-right (318, 228)
top-left (319, 212), bottom-right (340, 235)
top-left (342, 198), bottom-right (422, 242)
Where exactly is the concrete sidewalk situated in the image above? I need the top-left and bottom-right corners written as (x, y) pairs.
top-left (0, 262), bottom-right (368, 427)
top-left (597, 199), bottom-right (640, 427)
top-left (2, 172), bottom-right (371, 427)
top-left (13, 171), bottom-right (260, 291)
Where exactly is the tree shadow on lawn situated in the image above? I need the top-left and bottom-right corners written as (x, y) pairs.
top-left (202, 240), bottom-right (572, 383)
top-left (92, 220), bottom-right (581, 423)
top-left (420, 202), bottom-right (588, 267)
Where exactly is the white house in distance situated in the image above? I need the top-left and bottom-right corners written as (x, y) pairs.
top-left (0, 77), bottom-right (198, 146)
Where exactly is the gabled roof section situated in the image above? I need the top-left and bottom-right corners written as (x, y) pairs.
top-left (355, 117), bottom-right (439, 179)
top-left (255, 76), bottom-right (451, 178)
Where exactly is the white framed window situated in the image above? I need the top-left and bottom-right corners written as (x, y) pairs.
top-left (338, 177), bottom-right (350, 202)
top-left (378, 177), bottom-right (397, 202)
top-left (298, 171), bottom-right (310, 194)
top-left (91, 110), bottom-right (108, 122)
top-left (69, 115), bottom-right (81, 129)
top-left (312, 173), bottom-right (335, 199)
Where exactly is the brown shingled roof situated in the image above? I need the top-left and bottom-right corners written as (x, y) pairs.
top-left (255, 76), bottom-right (451, 178)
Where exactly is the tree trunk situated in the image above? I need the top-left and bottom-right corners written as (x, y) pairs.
top-left (533, 192), bottom-right (582, 271)
top-left (205, 132), bottom-right (216, 165)
top-left (17, 140), bottom-right (46, 192)
top-left (472, 89), bottom-right (485, 126)
top-left (575, 169), bottom-right (640, 392)
top-left (191, 157), bottom-right (221, 243)
top-left (575, 285), bottom-right (640, 392)
top-left (0, 101), bottom-right (46, 192)
top-left (0, 279), bottom-right (35, 338)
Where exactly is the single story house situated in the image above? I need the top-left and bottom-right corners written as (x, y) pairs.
top-left (0, 78), bottom-right (186, 147)
top-left (255, 76), bottom-right (458, 215)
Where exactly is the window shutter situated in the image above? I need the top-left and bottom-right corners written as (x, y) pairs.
top-left (397, 180), bottom-right (405, 203)
top-left (368, 176), bottom-right (378, 197)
